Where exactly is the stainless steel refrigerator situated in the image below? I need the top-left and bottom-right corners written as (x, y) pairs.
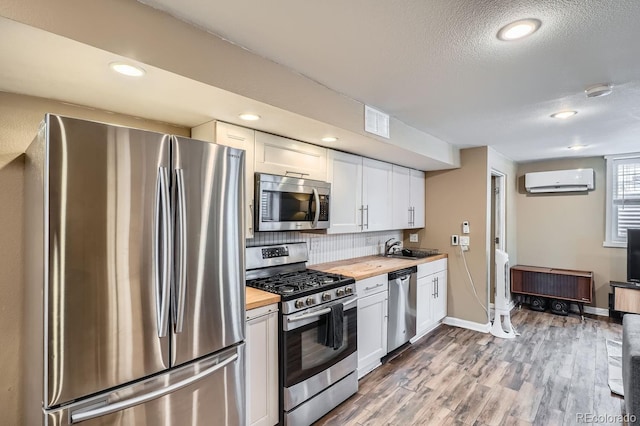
top-left (24, 114), bottom-right (246, 425)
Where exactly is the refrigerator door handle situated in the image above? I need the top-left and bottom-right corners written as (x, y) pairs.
top-left (155, 168), bottom-right (170, 338)
top-left (159, 167), bottom-right (171, 338)
top-left (69, 352), bottom-right (239, 424)
top-left (175, 168), bottom-right (187, 333)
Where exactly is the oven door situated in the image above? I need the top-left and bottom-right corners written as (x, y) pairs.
top-left (281, 297), bottom-right (357, 411)
top-left (256, 173), bottom-right (330, 231)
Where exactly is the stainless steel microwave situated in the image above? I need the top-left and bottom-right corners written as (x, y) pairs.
top-left (255, 173), bottom-right (330, 231)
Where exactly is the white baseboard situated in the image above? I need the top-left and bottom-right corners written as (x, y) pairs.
top-left (569, 304), bottom-right (609, 317)
top-left (443, 316), bottom-right (491, 333)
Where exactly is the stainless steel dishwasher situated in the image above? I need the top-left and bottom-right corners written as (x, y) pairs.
top-left (387, 266), bottom-right (417, 352)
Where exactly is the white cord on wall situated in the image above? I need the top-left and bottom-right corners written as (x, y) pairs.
top-left (459, 245), bottom-right (489, 321)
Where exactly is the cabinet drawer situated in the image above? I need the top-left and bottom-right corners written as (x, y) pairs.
top-left (356, 274), bottom-right (388, 298)
top-left (246, 303), bottom-right (279, 321)
top-left (417, 259), bottom-right (447, 278)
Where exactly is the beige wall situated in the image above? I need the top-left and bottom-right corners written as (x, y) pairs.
top-left (516, 157), bottom-right (625, 310)
top-left (406, 147), bottom-right (490, 325)
top-left (0, 91), bottom-right (189, 425)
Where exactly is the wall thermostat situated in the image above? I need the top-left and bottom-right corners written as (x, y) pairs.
top-left (462, 221), bottom-right (470, 234)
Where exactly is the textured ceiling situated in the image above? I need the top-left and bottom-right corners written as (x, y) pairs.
top-left (139, 0), bottom-right (640, 162)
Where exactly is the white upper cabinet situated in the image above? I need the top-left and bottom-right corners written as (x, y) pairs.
top-left (254, 131), bottom-right (327, 181)
top-left (327, 152), bottom-right (393, 233)
top-left (326, 151), bottom-right (363, 233)
top-left (191, 121), bottom-right (256, 238)
top-left (392, 165), bottom-right (411, 229)
top-left (410, 169), bottom-right (425, 228)
top-left (362, 158), bottom-right (393, 232)
top-left (392, 165), bottom-right (425, 229)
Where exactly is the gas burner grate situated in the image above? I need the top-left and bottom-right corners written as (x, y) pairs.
top-left (246, 269), bottom-right (351, 298)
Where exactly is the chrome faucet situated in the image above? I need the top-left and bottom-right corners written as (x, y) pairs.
top-left (384, 238), bottom-right (402, 256)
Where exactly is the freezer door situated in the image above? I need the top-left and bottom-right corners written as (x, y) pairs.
top-left (45, 344), bottom-right (245, 426)
top-left (171, 136), bottom-right (245, 366)
top-left (46, 115), bottom-right (171, 407)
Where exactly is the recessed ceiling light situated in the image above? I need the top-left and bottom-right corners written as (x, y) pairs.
top-left (321, 136), bottom-right (338, 143)
top-left (239, 113), bottom-right (261, 121)
top-left (550, 110), bottom-right (578, 119)
top-left (585, 83), bottom-right (612, 98)
top-left (497, 19), bottom-right (541, 41)
top-left (109, 62), bottom-right (145, 77)
top-left (568, 144), bottom-right (587, 151)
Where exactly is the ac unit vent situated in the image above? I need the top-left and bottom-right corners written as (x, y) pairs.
top-left (525, 168), bottom-right (594, 193)
top-left (364, 105), bottom-right (390, 139)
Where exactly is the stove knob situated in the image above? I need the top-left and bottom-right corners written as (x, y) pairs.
top-left (345, 286), bottom-right (354, 295)
top-left (336, 288), bottom-right (345, 297)
top-left (295, 299), bottom-right (305, 309)
top-left (321, 292), bottom-right (331, 302)
top-left (306, 297), bottom-right (315, 306)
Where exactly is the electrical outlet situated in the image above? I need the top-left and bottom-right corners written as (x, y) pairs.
top-left (451, 235), bottom-right (459, 246)
top-left (310, 239), bottom-right (321, 252)
top-left (409, 233), bottom-right (419, 243)
top-left (460, 236), bottom-right (470, 246)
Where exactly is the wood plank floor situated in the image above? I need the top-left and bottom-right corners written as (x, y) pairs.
top-left (315, 309), bottom-right (624, 426)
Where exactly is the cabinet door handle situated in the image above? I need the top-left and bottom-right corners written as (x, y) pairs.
top-left (363, 205), bottom-right (369, 229)
top-left (285, 171), bottom-right (309, 178)
top-left (359, 205), bottom-right (364, 230)
top-left (364, 283), bottom-right (384, 291)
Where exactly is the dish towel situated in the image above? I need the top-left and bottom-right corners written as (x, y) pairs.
top-left (318, 303), bottom-right (344, 350)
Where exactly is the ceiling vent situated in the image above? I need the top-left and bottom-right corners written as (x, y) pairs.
top-left (364, 105), bottom-right (390, 139)
top-left (525, 168), bottom-right (594, 193)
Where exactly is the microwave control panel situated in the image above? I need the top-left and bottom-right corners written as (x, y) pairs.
top-left (318, 195), bottom-right (329, 221)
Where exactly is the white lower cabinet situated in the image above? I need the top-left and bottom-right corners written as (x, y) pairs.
top-left (413, 259), bottom-right (448, 342)
top-left (356, 274), bottom-right (388, 379)
top-left (246, 304), bottom-right (278, 426)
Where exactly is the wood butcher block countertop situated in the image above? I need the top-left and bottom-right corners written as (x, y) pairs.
top-left (246, 287), bottom-right (280, 310)
top-left (310, 253), bottom-right (448, 281)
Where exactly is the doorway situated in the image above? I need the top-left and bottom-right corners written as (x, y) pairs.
top-left (489, 171), bottom-right (506, 313)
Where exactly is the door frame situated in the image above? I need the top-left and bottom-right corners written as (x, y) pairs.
top-left (489, 170), bottom-right (507, 314)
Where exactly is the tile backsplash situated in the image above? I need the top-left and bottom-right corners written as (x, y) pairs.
top-left (247, 230), bottom-right (403, 265)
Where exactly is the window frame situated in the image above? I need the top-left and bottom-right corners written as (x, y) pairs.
top-left (605, 153), bottom-right (640, 248)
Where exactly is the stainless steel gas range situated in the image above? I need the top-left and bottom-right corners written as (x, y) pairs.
top-left (246, 243), bottom-right (358, 426)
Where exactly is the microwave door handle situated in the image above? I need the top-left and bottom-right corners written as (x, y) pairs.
top-left (311, 187), bottom-right (320, 228)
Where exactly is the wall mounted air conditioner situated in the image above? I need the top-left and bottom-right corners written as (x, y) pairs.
top-left (525, 168), bottom-right (594, 193)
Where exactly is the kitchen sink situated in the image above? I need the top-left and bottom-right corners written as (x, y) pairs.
top-left (379, 248), bottom-right (440, 260)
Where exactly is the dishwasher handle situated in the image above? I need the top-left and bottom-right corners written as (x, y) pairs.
top-left (388, 266), bottom-right (417, 281)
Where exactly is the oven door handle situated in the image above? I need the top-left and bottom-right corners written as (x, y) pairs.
top-left (287, 297), bottom-right (357, 323)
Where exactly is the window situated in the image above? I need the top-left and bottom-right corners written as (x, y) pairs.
top-left (605, 154), bottom-right (640, 247)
